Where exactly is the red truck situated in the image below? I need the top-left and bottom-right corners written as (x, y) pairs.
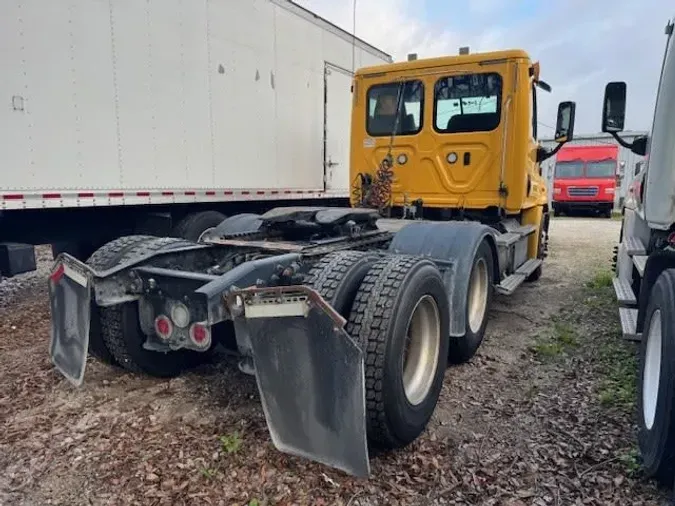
top-left (551, 144), bottom-right (619, 218)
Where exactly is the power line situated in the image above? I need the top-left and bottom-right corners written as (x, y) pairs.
top-left (351, 0), bottom-right (357, 74)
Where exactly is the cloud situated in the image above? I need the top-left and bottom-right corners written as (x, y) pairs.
top-left (294, 0), bottom-right (671, 135)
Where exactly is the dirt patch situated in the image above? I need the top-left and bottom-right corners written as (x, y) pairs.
top-left (0, 218), bottom-right (671, 505)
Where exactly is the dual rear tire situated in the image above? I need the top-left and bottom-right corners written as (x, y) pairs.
top-left (86, 236), bottom-right (213, 377)
top-left (308, 248), bottom-right (492, 450)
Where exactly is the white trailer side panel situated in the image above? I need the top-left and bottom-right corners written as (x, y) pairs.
top-left (0, 0), bottom-right (391, 209)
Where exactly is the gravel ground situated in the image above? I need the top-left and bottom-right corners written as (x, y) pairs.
top-left (0, 246), bottom-right (53, 308)
top-left (0, 219), bottom-right (672, 505)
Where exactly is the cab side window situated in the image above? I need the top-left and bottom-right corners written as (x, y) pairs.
top-left (367, 81), bottom-right (424, 137)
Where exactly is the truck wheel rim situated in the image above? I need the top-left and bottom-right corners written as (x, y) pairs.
top-left (402, 295), bottom-right (441, 406)
top-left (643, 309), bottom-right (662, 431)
top-left (468, 257), bottom-right (488, 333)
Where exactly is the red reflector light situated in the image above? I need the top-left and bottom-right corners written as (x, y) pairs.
top-left (154, 315), bottom-right (173, 340)
top-left (50, 264), bottom-right (65, 284)
top-left (189, 323), bottom-right (211, 348)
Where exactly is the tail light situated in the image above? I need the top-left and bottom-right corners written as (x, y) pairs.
top-left (189, 322), bottom-right (211, 349)
top-left (154, 315), bottom-right (173, 340)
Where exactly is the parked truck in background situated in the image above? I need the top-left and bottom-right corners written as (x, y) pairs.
top-left (608, 15), bottom-right (675, 491)
top-left (552, 144), bottom-right (618, 218)
top-left (0, 0), bottom-right (391, 278)
top-left (48, 47), bottom-right (576, 477)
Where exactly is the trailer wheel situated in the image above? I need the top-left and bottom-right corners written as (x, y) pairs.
top-left (172, 211), bottom-right (227, 242)
top-left (346, 256), bottom-right (450, 449)
top-left (85, 235), bottom-right (156, 364)
top-left (98, 237), bottom-right (211, 377)
top-left (448, 239), bottom-right (494, 364)
top-left (638, 269), bottom-right (675, 486)
top-left (307, 250), bottom-right (380, 318)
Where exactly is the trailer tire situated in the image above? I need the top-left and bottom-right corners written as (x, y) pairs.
top-left (173, 211), bottom-right (227, 242)
top-left (346, 256), bottom-right (450, 449)
top-left (638, 269), bottom-right (675, 486)
top-left (85, 235), bottom-right (156, 364)
top-left (307, 250), bottom-right (380, 318)
top-left (97, 237), bottom-right (211, 377)
top-left (448, 239), bottom-right (494, 364)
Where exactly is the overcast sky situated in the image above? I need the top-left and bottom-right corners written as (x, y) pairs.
top-left (296, 0), bottom-right (672, 138)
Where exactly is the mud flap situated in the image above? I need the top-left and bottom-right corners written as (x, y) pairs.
top-left (48, 255), bottom-right (93, 387)
top-left (230, 286), bottom-right (370, 477)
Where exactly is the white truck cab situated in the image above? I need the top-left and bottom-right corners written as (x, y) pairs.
top-left (605, 15), bottom-right (675, 492)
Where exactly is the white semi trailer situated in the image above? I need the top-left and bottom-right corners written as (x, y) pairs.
top-left (608, 15), bottom-right (675, 492)
top-left (0, 0), bottom-right (391, 276)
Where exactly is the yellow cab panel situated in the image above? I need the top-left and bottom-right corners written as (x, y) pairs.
top-left (350, 49), bottom-right (548, 216)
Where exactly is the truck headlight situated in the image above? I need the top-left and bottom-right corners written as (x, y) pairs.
top-left (553, 187), bottom-right (561, 194)
top-left (604, 188), bottom-right (615, 194)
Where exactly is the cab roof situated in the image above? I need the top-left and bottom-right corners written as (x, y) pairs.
top-left (355, 49), bottom-right (532, 77)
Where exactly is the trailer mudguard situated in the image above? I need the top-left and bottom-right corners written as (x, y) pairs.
top-left (228, 285), bottom-right (370, 478)
top-left (388, 221), bottom-right (499, 337)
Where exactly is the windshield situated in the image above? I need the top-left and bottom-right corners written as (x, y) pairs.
top-left (586, 160), bottom-right (616, 178)
top-left (555, 161), bottom-right (584, 178)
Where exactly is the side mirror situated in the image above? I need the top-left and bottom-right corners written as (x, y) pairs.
top-left (554, 101), bottom-right (576, 143)
top-left (602, 82), bottom-right (627, 133)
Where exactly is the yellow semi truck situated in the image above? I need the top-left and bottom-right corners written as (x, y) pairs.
top-left (47, 49), bottom-right (575, 477)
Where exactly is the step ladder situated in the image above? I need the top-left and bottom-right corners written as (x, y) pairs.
top-left (613, 236), bottom-right (647, 342)
top-left (495, 224), bottom-right (540, 295)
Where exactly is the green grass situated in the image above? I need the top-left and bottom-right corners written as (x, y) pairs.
top-left (597, 337), bottom-right (637, 409)
top-left (619, 447), bottom-right (641, 475)
top-left (586, 270), bottom-right (614, 290)
top-left (219, 431), bottom-right (243, 454)
top-left (200, 467), bottom-right (217, 479)
top-left (530, 319), bottom-right (579, 359)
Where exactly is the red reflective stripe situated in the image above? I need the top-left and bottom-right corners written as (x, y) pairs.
top-left (3, 194), bottom-right (24, 200)
top-left (271, 190), bottom-right (279, 195)
top-left (161, 191), bottom-right (174, 196)
top-left (43, 193), bottom-right (61, 199)
top-left (241, 191), bottom-right (250, 195)
top-left (283, 190), bottom-right (291, 194)
top-left (205, 191), bottom-right (215, 196)
top-left (256, 191), bottom-right (265, 195)
top-left (184, 191), bottom-right (195, 196)
top-left (50, 264), bottom-right (65, 284)
top-left (224, 191), bottom-right (234, 196)
top-left (78, 192), bottom-right (94, 198)
top-left (136, 191), bottom-right (150, 197)
top-left (108, 192), bottom-right (124, 197)
top-left (295, 190), bottom-right (304, 194)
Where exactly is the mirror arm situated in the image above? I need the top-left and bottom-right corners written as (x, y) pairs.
top-left (609, 132), bottom-right (648, 156)
top-left (537, 142), bottom-right (564, 163)
top-left (609, 131), bottom-right (634, 150)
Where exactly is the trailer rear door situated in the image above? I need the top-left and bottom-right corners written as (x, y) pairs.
top-left (324, 63), bottom-right (354, 192)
